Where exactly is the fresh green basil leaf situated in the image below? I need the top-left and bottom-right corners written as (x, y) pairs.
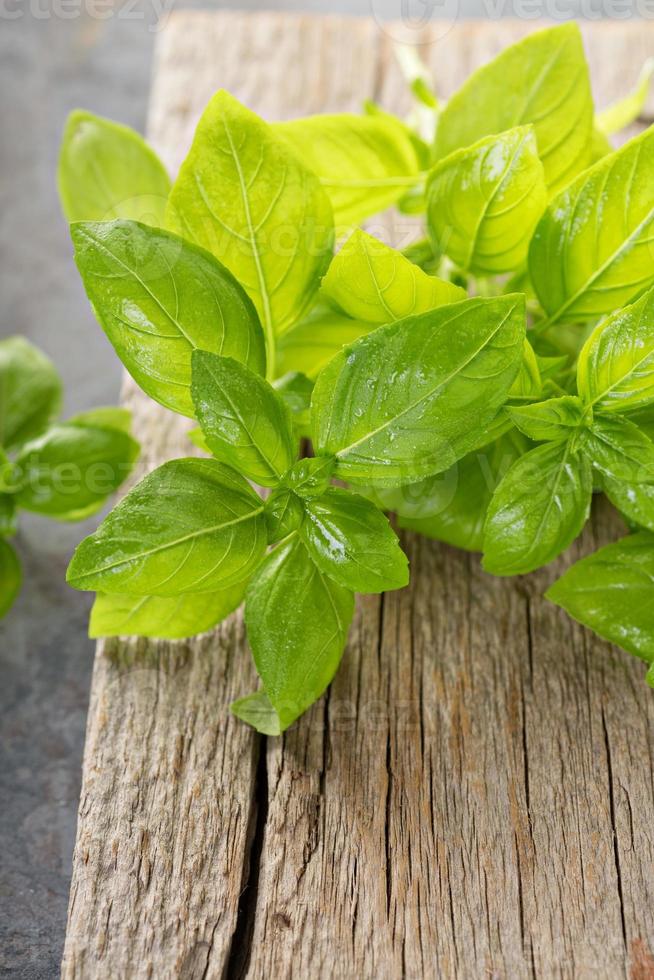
top-left (71, 220), bottom-right (266, 417)
top-left (273, 372), bottom-right (313, 439)
top-left (508, 395), bottom-right (585, 442)
top-left (231, 690), bottom-right (282, 736)
top-left (397, 431), bottom-right (526, 552)
top-left (312, 294), bottom-right (526, 488)
top-left (577, 287), bottom-right (654, 414)
top-left (321, 229), bottom-right (464, 323)
top-left (536, 353), bottom-right (570, 383)
top-left (602, 474), bottom-right (654, 532)
top-left (0, 337), bottom-right (62, 451)
top-left (0, 538), bottom-right (21, 619)
top-left (58, 110), bottom-right (170, 225)
top-left (301, 488), bottom-right (408, 594)
top-left (0, 494), bottom-right (17, 537)
top-left (509, 340), bottom-right (543, 402)
top-left (67, 458), bottom-right (267, 595)
top-left (397, 185), bottom-right (426, 215)
top-left (89, 582), bottom-right (246, 639)
top-left (276, 307), bottom-right (372, 380)
top-left (66, 406), bottom-right (132, 434)
top-left (529, 127), bottom-right (654, 325)
top-left (581, 414), bottom-right (654, 483)
top-left (483, 439), bottom-right (592, 575)
top-left (401, 237), bottom-right (442, 275)
top-left (546, 531), bottom-right (654, 667)
top-left (274, 112), bottom-right (421, 226)
top-left (166, 90), bottom-right (333, 356)
top-left (363, 98), bottom-right (433, 170)
top-left (10, 421), bottom-right (139, 519)
top-left (427, 126), bottom-right (547, 275)
top-left (619, 404), bottom-right (654, 443)
top-left (244, 536), bottom-right (354, 731)
top-left (264, 487), bottom-right (304, 544)
top-left (191, 351), bottom-right (295, 487)
top-left (187, 427), bottom-right (210, 454)
top-left (434, 24), bottom-right (593, 194)
top-left (596, 58), bottom-right (654, 137)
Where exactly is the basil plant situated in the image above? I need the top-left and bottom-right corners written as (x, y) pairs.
top-left (0, 337), bottom-right (139, 617)
top-left (59, 23), bottom-right (654, 732)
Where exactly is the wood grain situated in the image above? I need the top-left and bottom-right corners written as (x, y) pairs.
top-left (61, 14), bottom-right (654, 979)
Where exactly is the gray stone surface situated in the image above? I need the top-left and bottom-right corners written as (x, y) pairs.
top-left (0, 2), bottom-right (626, 977)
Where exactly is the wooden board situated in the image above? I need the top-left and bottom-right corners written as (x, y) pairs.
top-left (61, 14), bottom-right (654, 979)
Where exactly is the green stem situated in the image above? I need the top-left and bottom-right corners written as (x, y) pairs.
top-left (264, 324), bottom-right (276, 384)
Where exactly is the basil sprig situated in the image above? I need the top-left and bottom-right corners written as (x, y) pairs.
top-left (57, 24), bottom-right (654, 729)
top-left (0, 337), bottom-right (139, 617)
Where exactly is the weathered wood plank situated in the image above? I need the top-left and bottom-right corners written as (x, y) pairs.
top-left (62, 14), bottom-right (654, 979)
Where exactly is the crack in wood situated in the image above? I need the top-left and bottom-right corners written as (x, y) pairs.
top-left (224, 735), bottom-right (269, 980)
top-left (603, 707), bottom-right (628, 953)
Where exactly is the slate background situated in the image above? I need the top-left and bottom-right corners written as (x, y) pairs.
top-left (0, 1), bottom-right (625, 976)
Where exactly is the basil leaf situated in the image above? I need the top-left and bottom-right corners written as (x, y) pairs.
top-left (536, 353), bottom-right (570, 383)
top-left (509, 340), bottom-right (543, 402)
top-left (67, 458), bottom-right (267, 595)
top-left (581, 415), bottom-right (654, 483)
top-left (618, 404), bottom-right (654, 443)
top-left (276, 307), bottom-right (372, 380)
top-left (71, 220), bottom-right (265, 417)
top-left (483, 439), bottom-right (592, 575)
top-left (577, 287), bottom-right (654, 414)
top-left (529, 127), bottom-right (654, 325)
top-left (274, 113), bottom-right (421, 226)
top-left (0, 337), bottom-right (62, 451)
top-left (231, 690), bottom-right (281, 737)
top-left (508, 395), bottom-right (585, 442)
top-left (187, 427), bottom-right (210, 455)
top-left (397, 431), bottom-right (526, 552)
top-left (602, 474), bottom-right (654, 532)
top-left (312, 295), bottom-right (525, 488)
top-left (301, 488), bottom-right (408, 594)
top-left (546, 531), bottom-right (654, 667)
top-left (264, 488), bottom-right (304, 544)
top-left (0, 494), bottom-right (17, 538)
top-left (89, 582), bottom-right (246, 639)
top-left (596, 58), bottom-right (654, 137)
top-left (401, 237), bottom-right (441, 275)
top-left (363, 98), bottom-right (433, 167)
top-left (244, 536), bottom-right (354, 731)
top-left (58, 110), bottom-right (170, 225)
top-left (434, 24), bottom-right (593, 194)
top-left (10, 421), bottom-right (139, 519)
top-left (0, 538), bottom-right (21, 619)
top-left (427, 127), bottom-right (546, 275)
top-left (166, 91), bottom-right (333, 356)
top-left (191, 351), bottom-right (295, 487)
top-left (320, 229), bottom-right (464, 323)
top-left (66, 406), bottom-right (133, 434)
top-left (273, 372), bottom-right (313, 440)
